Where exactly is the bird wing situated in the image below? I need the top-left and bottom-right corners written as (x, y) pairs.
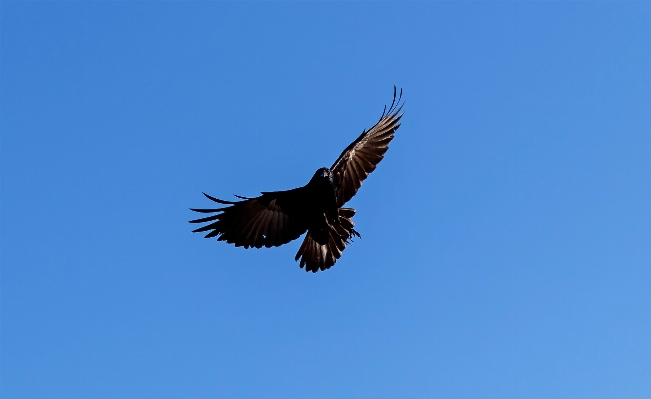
top-left (330, 87), bottom-right (404, 207)
top-left (189, 188), bottom-right (310, 249)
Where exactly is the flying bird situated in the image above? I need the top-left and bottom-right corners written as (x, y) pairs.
top-left (190, 87), bottom-right (404, 272)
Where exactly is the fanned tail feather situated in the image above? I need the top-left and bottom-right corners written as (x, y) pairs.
top-left (295, 208), bottom-right (360, 273)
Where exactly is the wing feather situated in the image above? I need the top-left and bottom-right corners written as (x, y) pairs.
top-left (331, 87), bottom-right (404, 206)
top-left (245, 212), bottom-right (265, 248)
top-left (190, 188), bottom-right (309, 249)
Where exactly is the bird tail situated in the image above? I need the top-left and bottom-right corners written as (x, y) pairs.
top-left (295, 208), bottom-right (360, 273)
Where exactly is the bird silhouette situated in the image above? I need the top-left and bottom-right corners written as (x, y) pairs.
top-left (190, 87), bottom-right (403, 272)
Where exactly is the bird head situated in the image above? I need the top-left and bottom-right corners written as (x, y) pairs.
top-left (312, 167), bottom-right (333, 184)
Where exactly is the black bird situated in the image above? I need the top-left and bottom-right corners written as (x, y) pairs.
top-left (190, 87), bottom-right (404, 272)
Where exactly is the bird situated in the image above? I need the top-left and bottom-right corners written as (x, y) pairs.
top-left (190, 87), bottom-right (404, 272)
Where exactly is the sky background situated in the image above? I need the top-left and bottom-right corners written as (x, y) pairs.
top-left (2, 2), bottom-right (650, 398)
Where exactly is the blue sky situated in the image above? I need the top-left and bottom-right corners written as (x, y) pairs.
top-left (2, 2), bottom-right (650, 398)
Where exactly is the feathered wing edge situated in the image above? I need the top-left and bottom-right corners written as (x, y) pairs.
top-left (189, 192), bottom-right (307, 249)
top-left (331, 86), bottom-right (404, 207)
top-left (294, 208), bottom-right (361, 273)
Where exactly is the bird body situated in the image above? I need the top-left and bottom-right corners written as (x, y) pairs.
top-left (190, 88), bottom-right (403, 272)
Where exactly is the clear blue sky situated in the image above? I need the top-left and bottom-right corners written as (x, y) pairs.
top-left (2, 2), bottom-right (650, 398)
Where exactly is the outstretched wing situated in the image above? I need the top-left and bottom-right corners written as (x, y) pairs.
top-left (189, 188), bottom-right (310, 249)
top-left (331, 87), bottom-right (404, 207)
